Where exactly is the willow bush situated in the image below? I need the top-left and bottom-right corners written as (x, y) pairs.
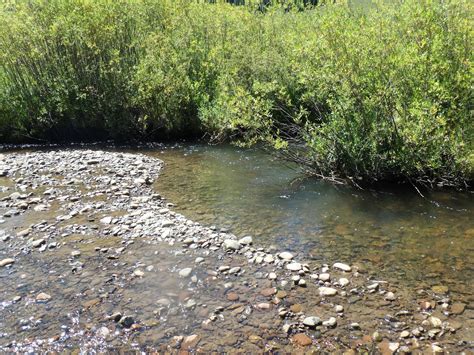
top-left (0, 0), bottom-right (472, 187)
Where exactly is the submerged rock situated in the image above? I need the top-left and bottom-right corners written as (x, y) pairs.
top-left (0, 258), bottom-right (15, 267)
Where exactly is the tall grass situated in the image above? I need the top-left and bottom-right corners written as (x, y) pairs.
top-left (0, 0), bottom-right (472, 187)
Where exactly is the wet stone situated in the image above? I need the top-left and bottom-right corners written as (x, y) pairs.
top-left (451, 303), bottom-right (466, 315)
top-left (292, 333), bottom-right (312, 347)
top-left (36, 292), bottom-right (51, 302)
top-left (0, 258), bottom-right (15, 267)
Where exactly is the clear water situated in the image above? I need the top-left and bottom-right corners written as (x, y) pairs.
top-left (151, 144), bottom-right (474, 299)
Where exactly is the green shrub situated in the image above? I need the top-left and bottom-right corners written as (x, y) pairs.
top-left (0, 0), bottom-right (472, 187)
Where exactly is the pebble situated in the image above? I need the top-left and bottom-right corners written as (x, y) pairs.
top-left (31, 239), bottom-right (45, 248)
top-left (303, 316), bottom-right (321, 327)
top-left (286, 262), bottom-right (302, 271)
top-left (179, 268), bottom-right (193, 278)
top-left (223, 239), bottom-right (241, 251)
top-left (339, 278), bottom-right (349, 287)
top-left (182, 334), bottom-right (201, 350)
top-left (319, 287), bottom-right (337, 296)
top-left (335, 305), bottom-right (344, 313)
top-left (71, 250), bottom-right (81, 257)
top-left (333, 262), bottom-right (351, 272)
top-left (385, 291), bottom-right (396, 301)
top-left (431, 285), bottom-right (449, 294)
top-left (323, 317), bottom-right (337, 328)
top-left (133, 269), bottom-right (145, 277)
top-left (451, 303), bottom-right (465, 315)
top-left (278, 251), bottom-right (294, 260)
top-left (400, 330), bottom-right (410, 338)
top-left (36, 292), bottom-right (51, 302)
top-left (319, 273), bottom-right (330, 281)
top-left (292, 333), bottom-right (312, 347)
top-left (0, 258), bottom-right (15, 267)
top-left (429, 316), bottom-right (442, 328)
top-left (238, 236), bottom-right (253, 245)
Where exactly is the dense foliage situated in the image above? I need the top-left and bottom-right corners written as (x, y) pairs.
top-left (0, 0), bottom-right (472, 187)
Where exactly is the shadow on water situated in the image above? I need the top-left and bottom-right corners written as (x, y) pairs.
top-left (150, 144), bottom-right (474, 298)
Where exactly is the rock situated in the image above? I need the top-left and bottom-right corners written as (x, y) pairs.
top-left (71, 250), bottom-right (81, 257)
top-left (339, 277), bottom-right (349, 287)
top-left (100, 216), bottom-right (113, 224)
top-left (333, 262), bottom-right (352, 272)
top-left (195, 257), bottom-right (204, 263)
top-left (292, 333), bottom-right (312, 347)
top-left (335, 305), bottom-right (344, 313)
top-left (16, 229), bottom-right (31, 238)
top-left (286, 262), bottom-right (302, 271)
top-left (319, 273), bottom-right (330, 281)
top-left (350, 322), bottom-right (361, 330)
top-left (182, 334), bottom-right (201, 350)
top-left (372, 331), bottom-right (383, 342)
top-left (429, 316), bottom-right (442, 328)
top-left (261, 288), bottom-right (276, 297)
top-left (268, 272), bottom-right (277, 279)
top-left (323, 317), bottom-right (337, 328)
top-left (303, 316), bottom-right (322, 327)
top-left (385, 292), bottom-right (396, 301)
top-left (298, 279), bottom-right (307, 287)
top-left (263, 254), bottom-right (275, 263)
top-left (431, 344), bottom-right (444, 354)
top-left (227, 292), bottom-right (239, 301)
top-left (276, 290), bottom-right (287, 299)
top-left (31, 239), bottom-right (46, 248)
top-left (36, 292), bottom-right (51, 302)
top-left (0, 258), bottom-right (15, 267)
top-left (431, 285), bottom-right (449, 294)
top-left (179, 268), bottom-right (193, 278)
top-left (279, 252), bottom-right (294, 260)
top-left (119, 315), bottom-right (135, 328)
top-left (223, 239), bottom-right (241, 251)
top-left (319, 287), bottom-right (337, 296)
top-left (228, 266), bottom-right (241, 274)
top-left (400, 330), bottom-right (410, 338)
top-left (238, 236), bottom-right (253, 245)
top-left (290, 304), bottom-right (303, 313)
top-left (96, 326), bottom-right (110, 338)
top-left (133, 269), bottom-right (145, 277)
top-left (451, 303), bottom-right (466, 315)
top-left (256, 303), bottom-right (271, 310)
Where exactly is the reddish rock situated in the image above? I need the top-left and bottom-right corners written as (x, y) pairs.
top-left (260, 287), bottom-right (277, 297)
top-left (292, 333), bottom-right (312, 347)
top-left (227, 292), bottom-right (239, 301)
top-left (181, 334), bottom-right (201, 350)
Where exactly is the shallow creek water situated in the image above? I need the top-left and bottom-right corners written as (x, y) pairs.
top-left (0, 147), bottom-right (473, 352)
top-left (152, 144), bottom-right (474, 299)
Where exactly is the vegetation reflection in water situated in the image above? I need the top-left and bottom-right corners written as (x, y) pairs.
top-left (151, 144), bottom-right (474, 298)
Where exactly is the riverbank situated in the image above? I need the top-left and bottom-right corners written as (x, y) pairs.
top-left (0, 150), bottom-right (471, 352)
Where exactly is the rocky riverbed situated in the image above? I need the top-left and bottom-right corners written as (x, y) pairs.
top-left (0, 149), bottom-right (472, 353)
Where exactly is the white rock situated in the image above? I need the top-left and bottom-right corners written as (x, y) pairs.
top-left (323, 317), bottom-right (337, 327)
top-left (238, 236), bottom-right (253, 245)
top-left (303, 316), bottom-right (321, 327)
top-left (339, 278), bottom-right (349, 287)
top-left (319, 273), bottom-right (330, 281)
top-left (333, 262), bottom-right (352, 272)
top-left (179, 268), bottom-right (193, 278)
top-left (278, 252), bottom-right (294, 260)
top-left (385, 291), bottom-right (396, 301)
top-left (319, 287), bottom-right (337, 296)
top-left (223, 239), bottom-right (241, 251)
top-left (0, 258), bottom-right (15, 267)
top-left (100, 216), bottom-right (113, 224)
top-left (286, 262), bottom-right (302, 271)
top-left (429, 316), bottom-right (442, 328)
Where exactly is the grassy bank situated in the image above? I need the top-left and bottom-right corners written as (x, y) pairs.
top-left (0, 0), bottom-right (472, 187)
